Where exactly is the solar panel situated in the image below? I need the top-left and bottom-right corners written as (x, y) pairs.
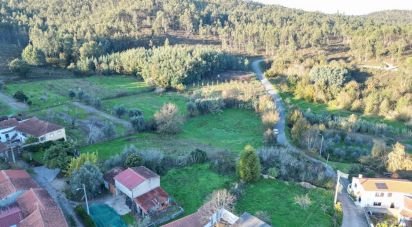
top-left (375, 183), bottom-right (388, 189)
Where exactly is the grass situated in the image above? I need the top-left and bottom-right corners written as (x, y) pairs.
top-left (81, 109), bottom-right (264, 160)
top-left (162, 164), bottom-right (233, 214)
top-left (235, 180), bottom-right (334, 227)
top-left (121, 213), bottom-right (136, 226)
top-left (101, 92), bottom-right (188, 119)
top-left (327, 161), bottom-right (353, 173)
top-left (0, 101), bottom-right (15, 116)
top-left (3, 76), bottom-right (150, 111)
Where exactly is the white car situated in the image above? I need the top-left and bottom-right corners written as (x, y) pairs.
top-left (273, 129), bottom-right (279, 135)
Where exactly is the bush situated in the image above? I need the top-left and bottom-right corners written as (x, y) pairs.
top-left (263, 128), bottom-right (276, 145)
top-left (75, 205), bottom-right (96, 227)
top-left (237, 145), bottom-right (261, 183)
top-left (294, 194), bottom-right (312, 209)
top-left (69, 90), bottom-right (76, 99)
top-left (188, 149), bottom-right (208, 164)
top-left (9, 58), bottom-right (30, 76)
top-left (22, 45), bottom-right (46, 66)
top-left (261, 111), bottom-right (280, 128)
top-left (210, 151), bottom-right (236, 175)
top-left (267, 167), bottom-right (279, 178)
top-left (128, 108), bottom-right (143, 118)
top-left (130, 115), bottom-right (145, 132)
top-left (13, 91), bottom-right (31, 105)
top-left (113, 105), bottom-right (127, 118)
top-left (124, 153), bottom-right (143, 167)
top-left (186, 101), bottom-right (198, 117)
top-left (154, 103), bottom-right (184, 134)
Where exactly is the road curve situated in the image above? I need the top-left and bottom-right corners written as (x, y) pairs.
top-left (251, 58), bottom-right (367, 227)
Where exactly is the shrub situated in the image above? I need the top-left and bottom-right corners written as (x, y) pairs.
top-left (154, 103), bottom-right (184, 134)
top-left (9, 58), bottom-right (30, 76)
top-left (113, 105), bottom-right (127, 118)
top-left (267, 167), bottom-right (279, 178)
top-left (210, 151), bottom-right (236, 175)
top-left (75, 205), bottom-right (96, 227)
top-left (69, 90), bottom-right (76, 99)
top-left (13, 91), bottom-right (31, 105)
top-left (237, 145), bottom-right (261, 183)
top-left (131, 115), bottom-right (145, 132)
top-left (186, 101), bottom-right (198, 117)
top-left (22, 45), bottom-right (46, 66)
top-left (128, 108), bottom-right (143, 118)
top-left (261, 111), bottom-right (280, 128)
top-left (124, 153), bottom-right (143, 167)
top-left (70, 162), bottom-right (103, 198)
top-left (66, 152), bottom-right (98, 176)
top-left (294, 194), bottom-right (312, 209)
top-left (309, 66), bottom-right (351, 87)
top-left (263, 128), bottom-right (276, 145)
top-left (188, 149), bottom-right (208, 164)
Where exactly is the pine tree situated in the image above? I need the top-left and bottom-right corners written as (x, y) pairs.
top-left (237, 145), bottom-right (261, 183)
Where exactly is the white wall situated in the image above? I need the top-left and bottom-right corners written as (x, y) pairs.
top-left (42, 128), bottom-right (66, 142)
top-left (351, 178), bottom-right (410, 209)
top-left (115, 177), bottom-right (160, 199)
top-left (0, 127), bottom-right (18, 143)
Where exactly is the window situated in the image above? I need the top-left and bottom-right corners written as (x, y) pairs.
top-left (387, 193), bottom-right (392, 197)
top-left (5, 134), bottom-right (9, 139)
top-left (354, 183), bottom-right (357, 188)
top-left (375, 192), bottom-right (384, 197)
top-left (373, 202), bottom-right (381, 206)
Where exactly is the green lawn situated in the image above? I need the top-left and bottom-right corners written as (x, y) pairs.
top-left (235, 180), bottom-right (334, 227)
top-left (121, 213), bottom-right (136, 226)
top-left (0, 101), bottom-right (15, 116)
top-left (327, 161), bottom-right (353, 173)
top-left (3, 76), bottom-right (150, 111)
top-left (162, 164), bottom-right (233, 214)
top-left (101, 92), bottom-right (188, 119)
top-left (81, 109), bottom-right (264, 160)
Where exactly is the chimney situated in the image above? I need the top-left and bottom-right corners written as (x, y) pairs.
top-left (358, 174), bottom-right (363, 179)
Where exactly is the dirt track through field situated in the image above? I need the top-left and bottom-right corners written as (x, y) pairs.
top-left (72, 101), bottom-right (132, 129)
top-left (0, 91), bottom-right (29, 112)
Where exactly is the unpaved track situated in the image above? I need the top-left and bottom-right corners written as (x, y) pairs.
top-left (0, 91), bottom-right (29, 112)
top-left (72, 101), bottom-right (132, 128)
top-left (251, 59), bottom-right (367, 227)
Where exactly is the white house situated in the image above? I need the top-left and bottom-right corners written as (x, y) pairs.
top-left (113, 166), bottom-right (170, 216)
top-left (349, 175), bottom-right (412, 225)
top-left (0, 117), bottom-right (66, 145)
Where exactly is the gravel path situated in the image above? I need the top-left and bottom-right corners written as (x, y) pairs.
top-left (72, 101), bottom-right (132, 129)
top-left (0, 91), bottom-right (29, 112)
top-left (251, 59), bottom-right (367, 227)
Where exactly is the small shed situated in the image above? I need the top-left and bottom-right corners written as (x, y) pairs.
top-left (103, 167), bottom-right (125, 195)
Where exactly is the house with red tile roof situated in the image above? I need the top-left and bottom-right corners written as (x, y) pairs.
top-left (0, 117), bottom-right (66, 149)
top-left (0, 169), bottom-right (38, 200)
top-left (17, 188), bottom-right (68, 227)
top-left (0, 170), bottom-right (68, 227)
top-left (113, 166), bottom-right (172, 217)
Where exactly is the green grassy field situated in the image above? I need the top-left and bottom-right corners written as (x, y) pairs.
top-left (0, 101), bottom-right (15, 116)
top-left (101, 92), bottom-right (188, 119)
top-left (162, 164), bottom-right (233, 214)
top-left (235, 180), bottom-right (334, 227)
top-left (3, 76), bottom-right (149, 111)
top-left (81, 109), bottom-right (264, 160)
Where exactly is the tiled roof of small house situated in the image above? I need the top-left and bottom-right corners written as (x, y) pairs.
top-left (161, 212), bottom-right (203, 227)
top-left (15, 117), bottom-right (63, 137)
top-left (0, 204), bottom-right (23, 227)
top-left (17, 188), bottom-right (68, 227)
top-left (134, 187), bottom-right (169, 213)
top-left (114, 166), bottom-right (158, 190)
top-left (0, 118), bottom-right (19, 130)
top-left (0, 170), bottom-right (38, 199)
top-left (233, 212), bottom-right (271, 227)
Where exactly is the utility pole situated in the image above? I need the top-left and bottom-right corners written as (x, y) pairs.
top-left (319, 133), bottom-right (324, 157)
top-left (334, 170), bottom-right (349, 204)
top-left (77, 184), bottom-right (89, 214)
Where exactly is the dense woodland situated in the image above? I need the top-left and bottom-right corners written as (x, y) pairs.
top-left (1, 0), bottom-right (412, 62)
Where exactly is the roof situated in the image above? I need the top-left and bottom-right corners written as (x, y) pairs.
top-left (404, 196), bottom-right (412, 210)
top-left (0, 118), bottom-right (19, 130)
top-left (0, 170), bottom-right (38, 199)
top-left (234, 212), bottom-right (271, 227)
top-left (103, 167), bottom-right (125, 185)
top-left (114, 166), bottom-right (158, 190)
top-left (354, 177), bottom-right (412, 194)
top-left (0, 204), bottom-right (23, 227)
top-left (17, 188), bottom-right (68, 227)
top-left (134, 187), bottom-right (169, 213)
top-left (161, 212), bottom-right (203, 227)
top-left (15, 117), bottom-right (63, 137)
